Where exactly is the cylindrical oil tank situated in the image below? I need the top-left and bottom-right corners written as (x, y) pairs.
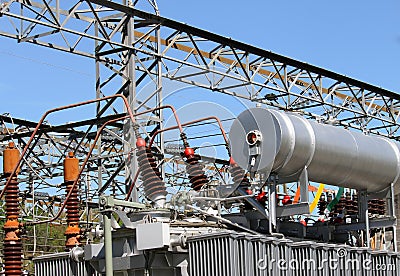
top-left (229, 108), bottom-right (400, 193)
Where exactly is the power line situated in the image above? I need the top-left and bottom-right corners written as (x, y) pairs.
top-left (0, 50), bottom-right (93, 77)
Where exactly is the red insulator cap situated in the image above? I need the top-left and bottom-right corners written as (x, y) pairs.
top-left (300, 220), bottom-right (307, 226)
top-left (246, 189), bottom-right (253, 195)
top-left (282, 195), bottom-right (291, 205)
top-left (136, 138), bottom-right (146, 148)
top-left (229, 157), bottom-right (236, 165)
top-left (256, 191), bottom-right (267, 202)
top-left (184, 147), bottom-right (194, 157)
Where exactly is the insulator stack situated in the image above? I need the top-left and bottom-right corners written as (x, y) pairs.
top-left (229, 158), bottom-right (250, 189)
top-left (136, 138), bottom-right (167, 207)
top-left (229, 157), bottom-right (253, 209)
top-left (368, 199), bottom-right (378, 215)
top-left (368, 199), bottom-right (385, 215)
top-left (352, 192), bottom-right (358, 202)
top-left (331, 194), bottom-right (346, 217)
top-left (183, 147), bottom-right (208, 191)
top-left (344, 192), bottom-right (357, 216)
top-left (321, 190), bottom-right (390, 219)
top-left (348, 192), bottom-right (359, 215)
top-left (377, 199), bottom-right (385, 215)
top-left (3, 142), bottom-right (23, 276)
top-left (317, 194), bottom-right (327, 215)
top-left (327, 193), bottom-right (333, 204)
top-left (64, 152), bottom-right (81, 249)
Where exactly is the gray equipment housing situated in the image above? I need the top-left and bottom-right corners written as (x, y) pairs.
top-left (230, 108), bottom-right (400, 193)
top-left (34, 231), bottom-right (400, 276)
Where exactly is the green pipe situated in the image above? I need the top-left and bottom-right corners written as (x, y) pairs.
top-left (326, 187), bottom-right (344, 212)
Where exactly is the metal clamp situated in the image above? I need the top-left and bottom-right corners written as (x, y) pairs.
top-left (99, 195), bottom-right (146, 209)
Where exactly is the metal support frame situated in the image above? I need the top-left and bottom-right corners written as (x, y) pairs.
top-left (268, 175), bottom-right (276, 233)
top-left (0, 0), bottom-right (399, 262)
top-left (121, 0), bottom-right (138, 198)
top-left (365, 185), bottom-right (398, 251)
top-left (99, 194), bottom-right (146, 275)
top-left (358, 190), bottom-right (370, 247)
top-left (390, 184), bottom-right (398, 252)
top-left (102, 211), bottom-right (113, 276)
top-left (299, 167), bottom-right (309, 203)
top-left (275, 168), bottom-right (310, 218)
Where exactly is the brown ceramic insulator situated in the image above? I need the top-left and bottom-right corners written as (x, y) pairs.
top-left (3, 239), bottom-right (23, 276)
top-left (334, 198), bottom-right (346, 215)
top-left (5, 178), bottom-right (19, 220)
top-left (66, 183), bottom-right (80, 223)
top-left (368, 199), bottom-right (380, 215)
top-left (327, 194), bottom-right (333, 203)
top-left (3, 177), bottom-right (22, 276)
top-left (343, 192), bottom-right (357, 215)
top-left (65, 179), bottom-right (81, 249)
top-left (317, 200), bottom-right (327, 215)
top-left (64, 152), bottom-right (81, 249)
top-left (346, 203), bottom-right (357, 215)
top-left (185, 154), bottom-right (208, 191)
top-left (229, 163), bottom-right (250, 188)
top-left (377, 199), bottom-right (385, 215)
top-left (3, 142), bottom-right (22, 276)
top-left (136, 146), bottom-right (167, 201)
top-left (228, 160), bottom-right (252, 209)
top-left (351, 193), bottom-right (359, 214)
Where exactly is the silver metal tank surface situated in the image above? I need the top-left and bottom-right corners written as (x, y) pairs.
top-left (229, 108), bottom-right (400, 193)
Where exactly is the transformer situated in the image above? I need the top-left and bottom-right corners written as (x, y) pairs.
top-left (230, 108), bottom-right (400, 193)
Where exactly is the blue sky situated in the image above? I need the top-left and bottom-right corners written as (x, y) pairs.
top-left (159, 1), bottom-right (400, 91)
top-left (0, 0), bottom-right (399, 122)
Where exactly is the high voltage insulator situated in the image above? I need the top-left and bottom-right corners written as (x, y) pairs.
top-left (64, 152), bottom-right (81, 250)
top-left (346, 192), bottom-right (358, 216)
top-left (183, 147), bottom-right (208, 191)
top-left (229, 157), bottom-right (252, 209)
top-left (377, 199), bottom-right (385, 215)
top-left (318, 190), bottom-right (386, 220)
top-left (331, 194), bottom-right (346, 217)
top-left (368, 199), bottom-right (385, 215)
top-left (3, 142), bottom-right (22, 276)
top-left (229, 157), bottom-right (250, 189)
top-left (136, 138), bottom-right (167, 207)
top-left (317, 194), bottom-right (327, 215)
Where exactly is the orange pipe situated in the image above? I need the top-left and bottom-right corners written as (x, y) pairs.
top-left (293, 186), bottom-right (301, 204)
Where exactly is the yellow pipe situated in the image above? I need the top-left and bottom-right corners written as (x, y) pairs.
top-left (309, 184), bottom-right (325, 213)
